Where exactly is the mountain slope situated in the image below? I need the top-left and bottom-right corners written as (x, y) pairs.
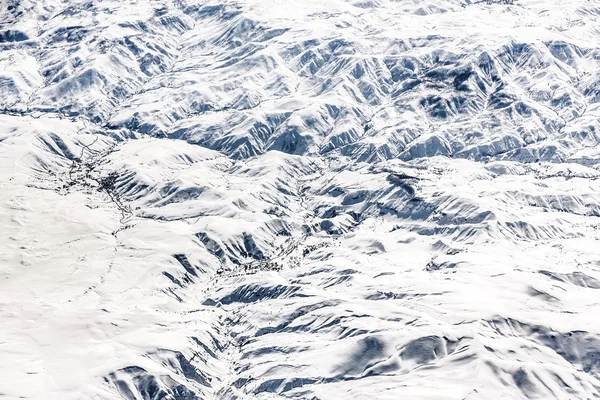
top-left (1, 0), bottom-right (600, 399)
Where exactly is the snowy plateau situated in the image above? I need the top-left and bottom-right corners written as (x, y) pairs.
top-left (2, 0), bottom-right (600, 399)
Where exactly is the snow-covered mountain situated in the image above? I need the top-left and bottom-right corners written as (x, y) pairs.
top-left (2, 0), bottom-right (600, 399)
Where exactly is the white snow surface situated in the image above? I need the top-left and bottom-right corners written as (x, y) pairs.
top-left (2, 0), bottom-right (600, 399)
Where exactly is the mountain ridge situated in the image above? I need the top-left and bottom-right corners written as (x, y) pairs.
top-left (2, 0), bottom-right (600, 399)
